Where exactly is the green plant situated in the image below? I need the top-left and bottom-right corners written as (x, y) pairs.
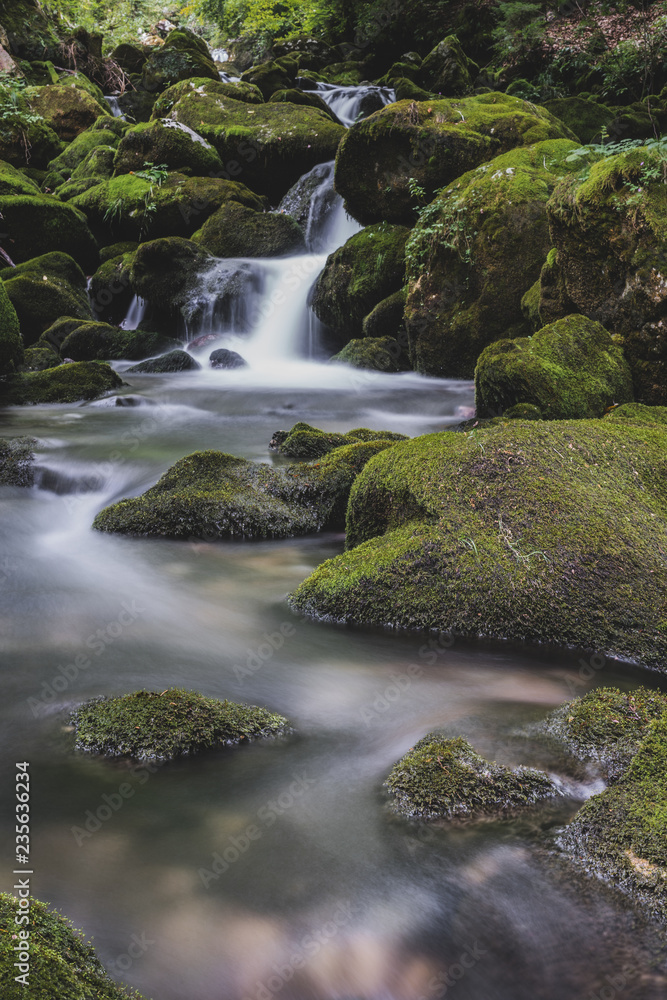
top-left (133, 161), bottom-right (169, 184)
top-left (0, 79), bottom-right (44, 160)
top-left (492, 1), bottom-right (546, 65)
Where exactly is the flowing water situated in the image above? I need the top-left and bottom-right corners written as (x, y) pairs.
top-left (302, 83), bottom-right (396, 127)
top-left (1, 90), bottom-right (667, 1000)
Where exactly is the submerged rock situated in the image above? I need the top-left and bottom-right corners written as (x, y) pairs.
top-left (127, 349), bottom-right (200, 372)
top-left (385, 734), bottom-right (558, 820)
top-left (70, 688), bottom-right (289, 760)
top-left (0, 360), bottom-right (123, 405)
top-left (209, 348), bottom-right (248, 369)
top-left (0, 436), bottom-right (35, 486)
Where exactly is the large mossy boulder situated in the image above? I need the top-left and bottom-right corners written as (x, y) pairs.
top-left (0, 83), bottom-right (63, 168)
top-left (150, 77), bottom-right (264, 120)
top-left (268, 88), bottom-right (342, 124)
top-left (43, 120), bottom-right (123, 189)
top-left (311, 223), bottom-right (410, 341)
top-left (129, 237), bottom-right (214, 317)
top-left (241, 60), bottom-right (293, 99)
top-left (0, 0), bottom-right (61, 63)
top-left (192, 202), bottom-right (306, 257)
top-left (417, 36), bottom-right (479, 96)
top-left (0, 195), bottom-right (97, 268)
top-left (70, 688), bottom-right (288, 760)
top-left (0, 277), bottom-right (23, 373)
top-left (0, 360), bottom-right (122, 405)
top-left (93, 435), bottom-right (399, 540)
top-left (2, 252), bottom-right (91, 345)
top-left (289, 420), bottom-right (667, 672)
top-left (543, 97), bottom-right (616, 144)
top-left (56, 320), bottom-right (178, 362)
top-left (334, 93), bottom-right (577, 226)
top-left (71, 172), bottom-right (265, 242)
top-left (28, 83), bottom-right (110, 141)
top-left (113, 118), bottom-right (224, 176)
top-left (404, 140), bottom-right (584, 377)
top-left (475, 315), bottom-right (634, 419)
top-left (0, 891), bottom-right (149, 1000)
top-left (0, 159), bottom-right (40, 196)
top-left (141, 42), bottom-right (219, 92)
top-left (385, 733), bottom-right (558, 820)
top-left (163, 83), bottom-right (345, 202)
top-left (544, 146), bottom-right (667, 404)
top-left (270, 422), bottom-right (407, 459)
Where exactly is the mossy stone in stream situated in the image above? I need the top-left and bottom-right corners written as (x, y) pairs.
top-left (0, 891), bottom-right (148, 1000)
top-left (240, 60), bottom-right (293, 99)
top-left (127, 349), bottom-right (200, 372)
top-left (141, 43), bottom-right (220, 92)
top-left (70, 688), bottom-right (289, 760)
top-left (0, 361), bottom-right (122, 405)
top-left (330, 336), bottom-right (411, 372)
top-left (88, 249), bottom-right (136, 324)
top-left (129, 237), bottom-right (214, 314)
top-left (268, 88), bottom-right (341, 123)
top-left (0, 278), bottom-right (23, 374)
top-left (0, 436), bottom-right (35, 485)
top-left (385, 733), bottom-right (558, 820)
top-left (1, 252), bottom-right (91, 345)
top-left (58, 321), bottom-right (179, 362)
top-left (192, 202), bottom-right (306, 257)
top-left (270, 422), bottom-right (407, 459)
top-left (43, 121), bottom-right (123, 188)
top-left (0, 159), bottom-right (40, 196)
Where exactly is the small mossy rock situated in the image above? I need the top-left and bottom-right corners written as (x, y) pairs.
top-left (545, 146), bottom-right (667, 405)
top-left (241, 60), bottom-right (293, 99)
top-left (163, 84), bottom-right (345, 202)
top-left (70, 688), bottom-right (288, 760)
top-left (130, 237), bottom-right (214, 315)
top-left (474, 315), bottom-right (634, 420)
top-left (0, 891), bottom-right (150, 1000)
top-left (312, 223), bottom-right (409, 340)
top-left (72, 172), bottom-right (265, 242)
top-left (385, 734), bottom-right (558, 820)
top-left (393, 78), bottom-right (435, 102)
top-left (150, 77), bottom-right (265, 121)
top-left (404, 140), bottom-right (584, 377)
top-left (0, 195), bottom-right (97, 268)
top-left (0, 159), bottom-right (40, 196)
top-left (210, 348), bottom-right (248, 369)
top-left (59, 321), bottom-right (178, 362)
top-left (111, 42), bottom-right (147, 75)
top-left (330, 336), bottom-right (411, 372)
top-left (538, 686), bottom-right (667, 780)
top-left (334, 92), bottom-right (577, 226)
top-left (163, 28), bottom-right (213, 60)
top-left (56, 144), bottom-right (118, 201)
top-left (0, 82), bottom-right (63, 167)
top-left (56, 71), bottom-right (107, 106)
top-left (289, 420), bottom-right (667, 672)
top-left (603, 401), bottom-right (667, 427)
top-left (0, 436), bottom-right (34, 485)
top-left (362, 289), bottom-right (407, 340)
top-left (0, 360), bottom-right (122, 405)
top-left (537, 247), bottom-right (576, 327)
top-left (29, 84), bottom-right (109, 141)
top-left (418, 36), bottom-right (479, 96)
top-left (142, 44), bottom-right (219, 92)
top-left (559, 713), bottom-right (667, 924)
top-left (88, 250), bottom-right (135, 324)
top-left (270, 422), bottom-right (407, 459)
top-left (127, 349), bottom-right (200, 372)
top-left (504, 402), bottom-right (542, 419)
top-left (44, 123), bottom-right (122, 186)
top-left (268, 88), bottom-right (341, 123)
top-left (0, 277), bottom-right (23, 373)
top-left (99, 240), bottom-right (138, 263)
top-left (21, 343), bottom-right (60, 371)
top-left (192, 203), bottom-right (306, 257)
top-left (543, 97), bottom-right (616, 144)
top-left (113, 118), bottom-right (223, 176)
top-left (320, 61), bottom-right (364, 86)
top-left (2, 251), bottom-right (91, 345)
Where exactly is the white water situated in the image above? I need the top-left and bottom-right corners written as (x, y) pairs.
top-left (304, 82), bottom-right (396, 127)
top-left (120, 295), bottom-right (147, 331)
top-left (104, 95), bottom-right (125, 119)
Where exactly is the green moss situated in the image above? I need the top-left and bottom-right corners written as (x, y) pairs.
top-left (0, 361), bottom-right (122, 405)
top-left (21, 343), bottom-right (61, 371)
top-left (474, 314), bottom-right (634, 419)
top-left (2, 251), bottom-right (91, 345)
top-left (59, 322), bottom-right (178, 362)
top-left (603, 401), bottom-right (667, 427)
top-left (0, 436), bottom-right (34, 485)
top-left (393, 78), bottom-right (436, 102)
top-left (240, 60), bottom-right (293, 99)
top-left (43, 124), bottom-right (121, 187)
top-left (129, 237), bottom-right (213, 314)
top-left (418, 35), bottom-right (479, 96)
top-left (150, 78), bottom-right (264, 120)
top-left (88, 250), bottom-right (135, 324)
top-left (330, 336), bottom-right (411, 372)
top-left (142, 45), bottom-right (219, 92)
top-left (0, 81), bottom-right (64, 168)
top-left (113, 118), bottom-right (223, 177)
top-left (0, 278), bottom-right (23, 374)
top-left (334, 92), bottom-right (578, 226)
top-left (163, 29), bottom-right (212, 60)
top-left (312, 223), bottom-right (410, 339)
top-left (362, 289), bottom-right (407, 339)
top-left (268, 88), bottom-right (341, 123)
top-left (289, 419), bottom-right (667, 672)
top-left (543, 97), bottom-right (615, 144)
top-left (70, 688), bottom-right (288, 760)
top-left (126, 349), bottom-right (200, 373)
top-left (521, 277), bottom-right (542, 332)
top-left (28, 84), bottom-right (109, 142)
top-left (385, 733), bottom-right (557, 820)
top-left (0, 891), bottom-right (148, 1000)
top-left (0, 159), bottom-right (40, 195)
top-left (0, 195), bottom-right (97, 268)
top-left (320, 61), bottom-right (364, 86)
top-left (271, 422), bottom-right (406, 459)
top-left (192, 202), bottom-right (305, 257)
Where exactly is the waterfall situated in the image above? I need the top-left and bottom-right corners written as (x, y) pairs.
top-left (120, 295), bottom-right (147, 330)
top-left (211, 47), bottom-right (229, 62)
top-left (104, 95), bottom-right (125, 119)
top-left (302, 82), bottom-right (395, 127)
top-left (278, 160), bottom-right (360, 253)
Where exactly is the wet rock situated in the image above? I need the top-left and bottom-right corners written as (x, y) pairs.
top-left (127, 349), bottom-right (200, 372)
top-left (0, 276), bottom-right (23, 374)
top-left (330, 336), bottom-right (411, 372)
top-left (0, 436), bottom-right (35, 485)
top-left (113, 118), bottom-right (223, 176)
top-left (0, 360), bottom-right (122, 405)
top-left (209, 348), bottom-right (248, 369)
top-left (193, 202), bottom-right (306, 258)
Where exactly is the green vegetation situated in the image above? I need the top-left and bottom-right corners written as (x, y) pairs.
top-left (271, 422), bottom-right (406, 459)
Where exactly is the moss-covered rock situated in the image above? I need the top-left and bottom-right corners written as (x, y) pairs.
top-left (70, 688), bottom-right (287, 760)
top-left (0, 890), bottom-right (148, 1000)
top-left (113, 118), bottom-right (223, 176)
top-left (362, 289), bottom-right (407, 340)
top-left (270, 422), bottom-right (407, 459)
top-left (150, 77), bottom-right (265, 121)
top-left (0, 436), bottom-right (34, 485)
top-left (405, 140), bottom-right (586, 377)
top-left (0, 195), bottom-right (97, 268)
top-left (0, 360), bottom-right (122, 405)
top-left (192, 202), bottom-right (306, 257)
top-left (88, 249), bottom-right (135, 324)
top-left (268, 88), bottom-right (342, 123)
top-left (116, 86), bottom-right (158, 123)
top-left (21, 342), bottom-right (60, 370)
top-left (392, 78), bottom-right (435, 102)
top-left (0, 81), bottom-right (63, 167)
top-left (129, 237), bottom-right (213, 318)
top-left (0, 158), bottom-right (40, 195)
top-left (163, 83), bottom-right (345, 202)
top-left (111, 42), bottom-right (147, 75)
top-left (418, 36), bottom-right (479, 96)
top-left (334, 92), bottom-right (577, 226)
top-left (385, 733), bottom-right (558, 820)
top-left (58, 321), bottom-right (178, 362)
top-left (72, 171), bottom-right (265, 242)
top-left (55, 146), bottom-right (117, 201)
top-left (127, 349), bottom-right (200, 372)
top-left (289, 419), bottom-right (667, 672)
top-left (475, 315), bottom-right (634, 419)
top-left (330, 336), bottom-right (411, 372)
top-left (603, 401), bottom-right (667, 427)
top-left (0, 0), bottom-right (61, 63)
top-left (43, 121), bottom-right (122, 188)
top-left (320, 61), bottom-right (364, 86)
top-left (0, 276), bottom-right (23, 373)
top-left (312, 223), bottom-right (409, 341)
top-left (28, 83), bottom-right (109, 141)
top-left (543, 97), bottom-right (616, 144)
top-left (545, 146), bottom-right (667, 404)
top-left (240, 60), bottom-right (293, 99)
top-left (2, 252), bottom-right (91, 345)
top-left (142, 43), bottom-right (219, 92)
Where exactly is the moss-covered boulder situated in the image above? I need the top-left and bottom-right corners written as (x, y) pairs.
top-left (362, 289), bottom-right (407, 339)
top-left (268, 88), bottom-right (342, 123)
top-left (113, 118), bottom-right (223, 176)
top-left (0, 436), bottom-right (34, 485)
top-left (0, 195), bottom-right (97, 268)
top-left (385, 733), bottom-right (558, 820)
top-left (28, 84), bottom-right (109, 143)
top-left (57, 321), bottom-right (178, 362)
top-left (2, 252), bottom-right (91, 345)
top-left (88, 249), bottom-right (135, 323)
top-left (0, 0), bottom-right (62, 63)
top-left (93, 436), bottom-right (399, 540)
top-left (545, 146), bottom-right (667, 404)
top-left (192, 202), bottom-right (306, 257)
top-left (0, 891), bottom-right (148, 1000)
top-left (404, 140), bottom-right (586, 377)
top-left (129, 237), bottom-right (213, 318)
top-left (289, 420), bottom-right (667, 671)
top-left (70, 688), bottom-right (287, 760)
top-left (72, 171), bottom-right (265, 242)
top-left (0, 277), bottom-right (23, 373)
top-left (603, 401), bottom-right (667, 427)
top-left (142, 43), bottom-right (219, 92)
top-left (330, 336), bottom-right (411, 372)
top-left (150, 77), bottom-right (264, 121)
top-left (116, 86), bottom-right (158, 123)
top-left (475, 315), bottom-right (634, 419)
top-left (0, 158), bottom-right (40, 196)
top-left (241, 60), bottom-right (293, 99)
top-left (543, 97), bottom-right (616, 144)
top-left (270, 422), bottom-right (407, 459)
top-left (0, 360), bottom-right (122, 405)
top-left (0, 81), bottom-right (63, 167)
top-left (163, 83), bottom-right (345, 202)
top-left (43, 120), bottom-right (123, 188)
top-left (418, 36), bottom-right (479, 96)
top-left (111, 42), bottom-right (147, 75)
top-left (312, 223), bottom-right (409, 341)
top-left (127, 349), bottom-right (200, 372)
top-left (334, 93), bottom-right (577, 226)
